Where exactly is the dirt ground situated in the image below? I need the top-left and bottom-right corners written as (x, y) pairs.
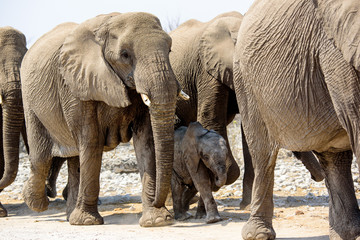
top-left (0, 193), bottom-right (331, 240)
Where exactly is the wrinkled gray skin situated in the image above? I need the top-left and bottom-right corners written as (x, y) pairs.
top-left (21, 12), bottom-right (180, 227)
top-left (170, 12), bottom-right (324, 210)
top-left (171, 122), bottom-right (231, 223)
top-left (234, 0), bottom-right (360, 239)
top-left (0, 27), bottom-right (27, 217)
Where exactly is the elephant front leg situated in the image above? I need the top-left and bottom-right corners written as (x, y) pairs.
top-left (22, 112), bottom-right (52, 212)
top-left (68, 103), bottom-right (103, 225)
top-left (191, 162), bottom-right (221, 224)
top-left (133, 113), bottom-right (173, 227)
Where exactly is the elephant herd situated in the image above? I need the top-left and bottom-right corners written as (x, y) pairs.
top-left (0, 0), bottom-right (359, 239)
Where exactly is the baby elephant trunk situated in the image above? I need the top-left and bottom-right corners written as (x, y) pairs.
top-left (214, 166), bottom-right (227, 187)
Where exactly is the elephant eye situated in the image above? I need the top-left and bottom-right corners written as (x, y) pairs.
top-left (200, 152), bottom-right (209, 161)
top-left (121, 50), bottom-right (130, 61)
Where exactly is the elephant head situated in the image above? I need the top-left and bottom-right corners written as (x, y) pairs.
top-left (59, 12), bottom-right (182, 207)
top-left (182, 122), bottom-right (231, 188)
top-left (315, 0), bottom-right (360, 71)
top-left (0, 27), bottom-right (27, 189)
top-left (199, 12), bottom-right (243, 90)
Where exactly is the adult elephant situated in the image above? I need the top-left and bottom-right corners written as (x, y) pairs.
top-left (234, 0), bottom-right (360, 239)
top-left (20, 12), bottom-right (186, 227)
top-left (0, 27), bottom-right (27, 217)
top-left (170, 12), bottom-right (324, 210)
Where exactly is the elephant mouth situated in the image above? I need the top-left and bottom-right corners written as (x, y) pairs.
top-left (215, 175), bottom-right (227, 187)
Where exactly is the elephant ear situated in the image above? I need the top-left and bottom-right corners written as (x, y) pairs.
top-left (316, 0), bottom-right (360, 71)
top-left (199, 16), bottom-right (242, 90)
top-left (59, 13), bottom-right (131, 108)
top-left (181, 122), bottom-right (207, 173)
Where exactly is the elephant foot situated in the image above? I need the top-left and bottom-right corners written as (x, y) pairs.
top-left (139, 206), bottom-right (173, 227)
top-left (329, 226), bottom-right (360, 240)
top-left (174, 211), bottom-right (192, 221)
top-left (22, 181), bottom-right (49, 212)
top-left (205, 214), bottom-right (222, 224)
top-left (242, 217), bottom-right (276, 240)
top-left (0, 202), bottom-right (7, 217)
top-left (195, 206), bottom-right (206, 219)
top-left (69, 207), bottom-right (104, 225)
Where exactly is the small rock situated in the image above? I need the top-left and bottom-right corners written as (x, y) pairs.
top-left (295, 210), bottom-right (304, 215)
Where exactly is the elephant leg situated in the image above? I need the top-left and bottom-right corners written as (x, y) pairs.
top-left (22, 111), bottom-right (52, 212)
top-left (65, 156), bottom-right (80, 220)
top-left (195, 197), bottom-right (206, 219)
top-left (133, 112), bottom-right (173, 227)
top-left (314, 151), bottom-right (360, 240)
top-left (0, 200), bottom-right (7, 217)
top-left (240, 124), bottom-right (253, 210)
top-left (181, 185), bottom-right (198, 212)
top-left (69, 103), bottom-right (103, 225)
top-left (45, 157), bottom-right (66, 198)
top-left (191, 162), bottom-right (221, 224)
top-left (171, 175), bottom-right (193, 221)
top-left (197, 82), bottom-right (240, 186)
top-left (237, 109), bottom-right (277, 239)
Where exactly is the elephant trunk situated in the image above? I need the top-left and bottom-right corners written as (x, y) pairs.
top-left (150, 102), bottom-right (176, 208)
top-left (0, 82), bottom-right (24, 189)
top-left (215, 172), bottom-right (227, 187)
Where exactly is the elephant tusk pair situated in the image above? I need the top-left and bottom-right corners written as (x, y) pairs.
top-left (141, 90), bottom-right (190, 107)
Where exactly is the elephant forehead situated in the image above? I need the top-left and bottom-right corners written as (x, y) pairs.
top-left (199, 134), bottom-right (228, 152)
top-left (107, 12), bottom-right (162, 31)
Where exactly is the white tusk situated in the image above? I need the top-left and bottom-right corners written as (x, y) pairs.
top-left (0, 95), bottom-right (2, 104)
top-left (141, 94), bottom-right (151, 107)
top-left (179, 90), bottom-right (190, 100)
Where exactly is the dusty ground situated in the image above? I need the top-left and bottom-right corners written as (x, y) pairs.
top-left (0, 192), bottom-right (331, 240)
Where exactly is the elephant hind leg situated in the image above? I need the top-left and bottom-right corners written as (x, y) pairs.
top-left (45, 157), bottom-right (66, 198)
top-left (236, 96), bottom-right (277, 239)
top-left (22, 111), bottom-right (52, 212)
top-left (314, 150), bottom-right (360, 240)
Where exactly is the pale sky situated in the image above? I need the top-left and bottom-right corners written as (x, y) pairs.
top-left (0, 0), bottom-right (253, 47)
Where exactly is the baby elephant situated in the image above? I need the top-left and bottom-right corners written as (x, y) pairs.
top-left (172, 122), bottom-right (231, 223)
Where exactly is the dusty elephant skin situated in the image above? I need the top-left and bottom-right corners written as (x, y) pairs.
top-left (234, 0), bottom-right (360, 239)
top-left (20, 12), bottom-right (180, 227)
top-left (169, 11), bottom-right (324, 211)
top-left (171, 122), bottom-right (231, 223)
top-left (0, 27), bottom-right (27, 217)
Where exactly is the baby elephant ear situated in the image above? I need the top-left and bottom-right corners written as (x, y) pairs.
top-left (199, 16), bottom-right (242, 90)
top-left (59, 16), bottom-right (131, 108)
top-left (316, 0), bottom-right (360, 71)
